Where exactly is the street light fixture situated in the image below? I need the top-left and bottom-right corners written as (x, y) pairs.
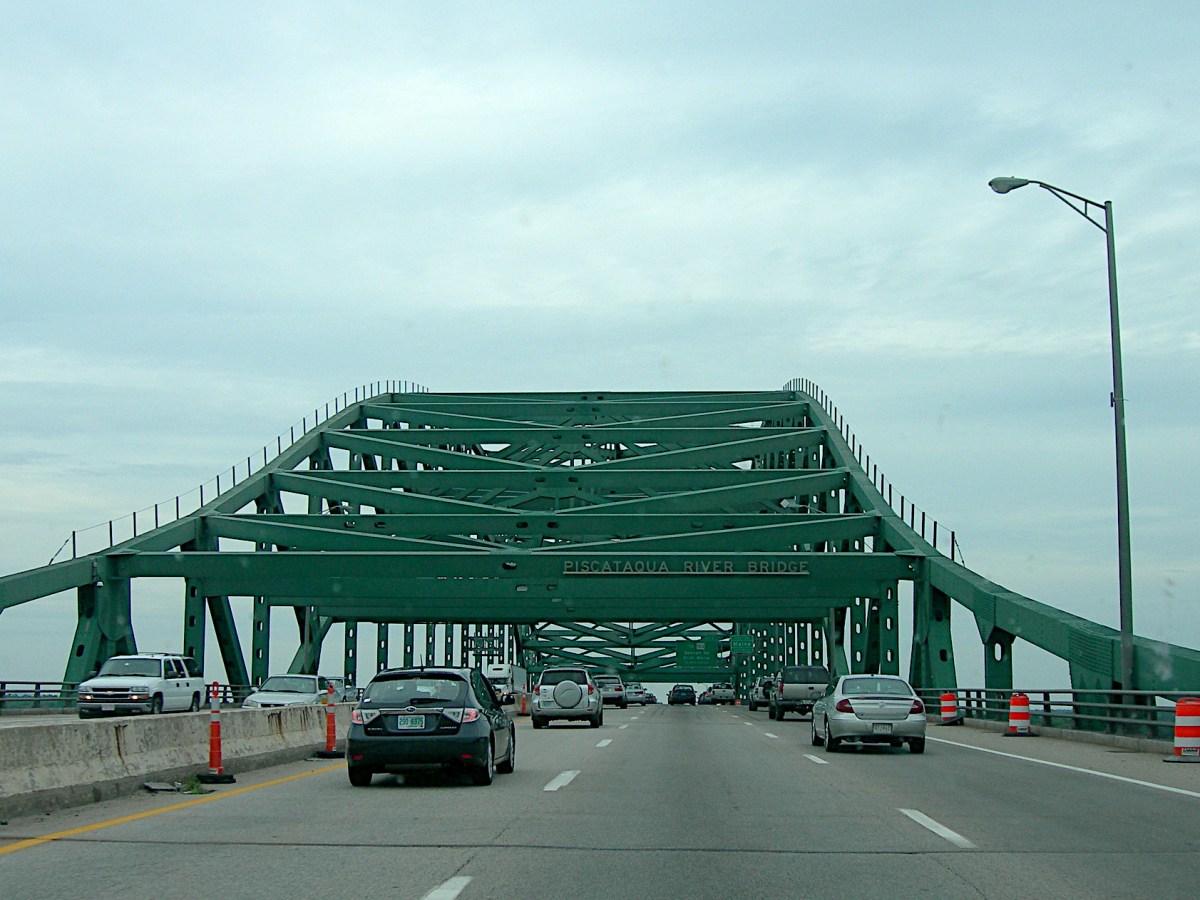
top-left (989, 176), bottom-right (1135, 693)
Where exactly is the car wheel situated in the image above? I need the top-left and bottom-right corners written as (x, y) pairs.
top-left (620, 702), bottom-right (628, 710)
top-left (347, 766), bottom-right (373, 787)
top-left (497, 728), bottom-right (516, 773)
top-left (811, 720), bottom-right (824, 747)
top-left (150, 695), bottom-right (164, 715)
top-left (824, 719), bottom-right (841, 752)
top-left (189, 693), bottom-right (201, 712)
top-left (531, 716), bottom-right (546, 729)
top-left (590, 711), bottom-right (602, 728)
top-left (909, 738), bottom-right (926, 754)
top-left (768, 705), bottom-right (776, 720)
top-left (748, 701), bottom-right (757, 712)
top-left (472, 740), bottom-right (495, 786)
top-left (777, 707), bottom-right (786, 721)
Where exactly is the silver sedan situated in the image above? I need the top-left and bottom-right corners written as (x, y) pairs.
top-left (811, 675), bottom-right (926, 753)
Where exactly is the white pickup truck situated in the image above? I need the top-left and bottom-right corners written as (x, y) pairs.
top-left (708, 682), bottom-right (736, 704)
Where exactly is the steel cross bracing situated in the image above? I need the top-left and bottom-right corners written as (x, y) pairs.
top-left (3, 384), bottom-right (1200, 702)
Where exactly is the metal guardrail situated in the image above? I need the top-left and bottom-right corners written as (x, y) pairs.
top-left (918, 687), bottom-right (1197, 741)
top-left (0, 681), bottom-right (256, 713)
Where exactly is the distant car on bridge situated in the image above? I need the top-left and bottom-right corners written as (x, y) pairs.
top-left (242, 674), bottom-right (329, 708)
top-left (667, 684), bottom-right (696, 705)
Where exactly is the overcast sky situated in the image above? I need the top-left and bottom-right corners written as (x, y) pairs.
top-left (3, 3), bottom-right (1198, 687)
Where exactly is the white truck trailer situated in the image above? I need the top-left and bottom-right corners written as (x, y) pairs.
top-left (484, 663), bottom-right (528, 705)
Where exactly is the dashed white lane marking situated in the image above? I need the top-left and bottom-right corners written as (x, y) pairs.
top-left (803, 754), bottom-right (829, 765)
top-left (596, 739), bottom-right (612, 747)
top-left (422, 876), bottom-right (473, 900)
top-left (744, 722), bottom-right (755, 726)
top-left (631, 716), bottom-right (640, 720)
top-left (898, 808), bottom-right (977, 849)
top-left (543, 770), bottom-right (580, 792)
top-left (619, 723), bottom-right (631, 729)
top-left (927, 736), bottom-right (1200, 800)
top-left (763, 732), bottom-right (779, 739)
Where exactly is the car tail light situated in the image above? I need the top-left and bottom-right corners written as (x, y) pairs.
top-left (615, 685), bottom-right (623, 691)
top-left (910, 699), bottom-right (925, 714)
top-left (442, 708), bottom-right (481, 723)
top-left (588, 684), bottom-right (594, 694)
top-left (351, 708), bottom-right (380, 725)
top-left (835, 699), bottom-right (854, 713)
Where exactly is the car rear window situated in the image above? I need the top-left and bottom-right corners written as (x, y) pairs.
top-left (842, 678), bottom-right (912, 697)
top-left (782, 666), bottom-right (829, 683)
top-left (539, 670), bottom-right (587, 687)
top-left (365, 675), bottom-right (468, 705)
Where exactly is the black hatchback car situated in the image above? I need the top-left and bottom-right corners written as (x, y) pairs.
top-left (347, 667), bottom-right (515, 786)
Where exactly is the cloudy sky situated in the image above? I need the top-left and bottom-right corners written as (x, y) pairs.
top-left (3, 3), bottom-right (1198, 686)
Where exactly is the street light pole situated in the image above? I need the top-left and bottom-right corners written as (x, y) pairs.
top-left (988, 176), bottom-right (1135, 693)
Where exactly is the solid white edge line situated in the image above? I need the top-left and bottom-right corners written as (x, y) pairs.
top-left (543, 770), bottom-right (580, 792)
top-left (422, 875), bottom-right (473, 900)
top-left (803, 754), bottom-right (829, 765)
top-left (898, 808), bottom-right (977, 849)
top-left (596, 739), bottom-right (612, 747)
top-left (927, 736), bottom-right (1200, 800)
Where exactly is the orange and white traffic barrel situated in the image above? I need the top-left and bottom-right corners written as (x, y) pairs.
top-left (315, 683), bottom-right (345, 758)
top-left (1170, 697), bottom-right (1200, 761)
top-left (198, 681), bottom-right (236, 783)
top-left (1005, 691), bottom-right (1033, 736)
top-left (939, 692), bottom-right (962, 725)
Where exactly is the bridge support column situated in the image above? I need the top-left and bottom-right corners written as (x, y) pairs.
top-left (183, 579), bottom-right (206, 665)
top-left (878, 585), bottom-right (899, 675)
top-left (823, 608), bottom-right (850, 678)
top-left (849, 596), bottom-right (883, 674)
top-left (403, 624), bottom-right (415, 666)
top-left (251, 597), bottom-right (270, 685)
top-left (344, 621), bottom-right (358, 685)
top-left (984, 627), bottom-right (1015, 721)
top-left (909, 572), bottom-right (958, 692)
top-left (288, 605), bottom-right (329, 674)
top-left (376, 622), bottom-right (389, 673)
top-left (63, 576), bottom-right (137, 684)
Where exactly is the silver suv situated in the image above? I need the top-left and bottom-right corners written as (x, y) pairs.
top-left (531, 667), bottom-right (604, 728)
top-left (747, 675), bottom-right (774, 711)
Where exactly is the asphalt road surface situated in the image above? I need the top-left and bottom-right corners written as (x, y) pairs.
top-left (4, 703), bottom-right (1200, 898)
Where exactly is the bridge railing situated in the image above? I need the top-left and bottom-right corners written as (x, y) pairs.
top-left (47, 380), bottom-right (429, 564)
top-left (0, 681), bottom-right (258, 713)
top-left (786, 378), bottom-right (963, 563)
top-left (918, 687), bottom-right (1193, 741)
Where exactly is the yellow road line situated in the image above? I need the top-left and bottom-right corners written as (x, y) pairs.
top-left (0, 763), bottom-right (344, 856)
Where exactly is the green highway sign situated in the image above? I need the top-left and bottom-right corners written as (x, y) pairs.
top-left (730, 635), bottom-right (755, 653)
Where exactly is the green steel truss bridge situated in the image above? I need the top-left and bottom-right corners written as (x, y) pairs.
top-left (2, 383), bottom-right (1199, 695)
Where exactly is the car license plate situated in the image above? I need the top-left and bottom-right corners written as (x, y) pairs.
top-left (393, 715), bottom-right (425, 730)
top-left (101, 704), bottom-right (115, 712)
top-left (872, 722), bottom-right (892, 734)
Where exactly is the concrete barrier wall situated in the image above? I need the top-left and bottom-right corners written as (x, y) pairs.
top-left (0, 704), bottom-right (351, 819)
